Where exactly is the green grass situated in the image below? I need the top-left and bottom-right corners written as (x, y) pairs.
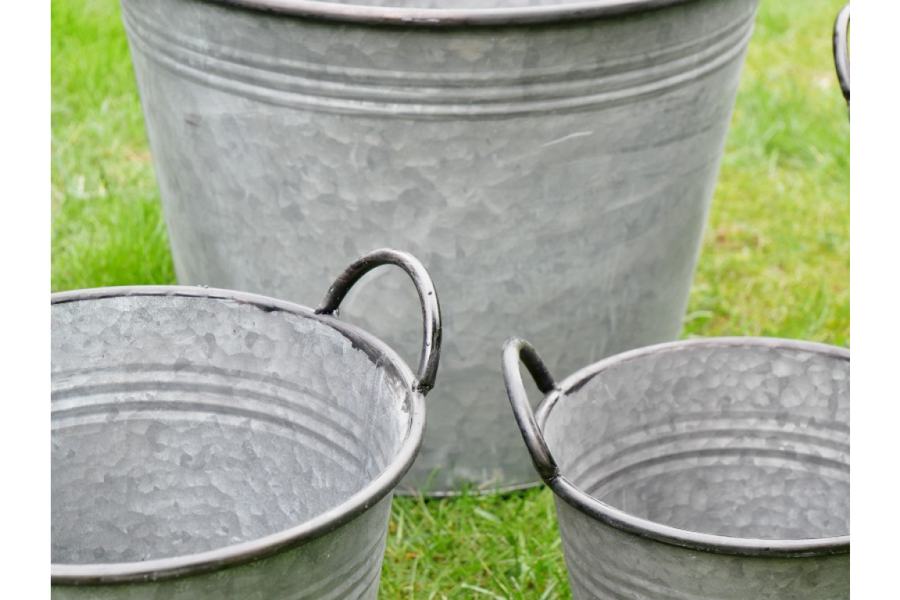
top-left (383, 487), bottom-right (566, 599)
top-left (51, 0), bottom-right (849, 597)
top-left (685, 0), bottom-right (850, 347)
top-left (51, 0), bottom-right (174, 290)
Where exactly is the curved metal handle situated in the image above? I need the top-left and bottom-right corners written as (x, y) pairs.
top-left (833, 3), bottom-right (850, 108)
top-left (502, 337), bottom-right (560, 482)
top-left (316, 249), bottom-right (442, 394)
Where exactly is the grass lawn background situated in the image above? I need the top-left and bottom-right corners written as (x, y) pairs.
top-left (51, 0), bottom-right (849, 597)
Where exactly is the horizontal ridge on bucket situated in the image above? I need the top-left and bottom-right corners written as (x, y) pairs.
top-left (121, 0), bottom-right (762, 495)
top-left (51, 250), bottom-right (441, 599)
top-left (504, 336), bottom-right (849, 599)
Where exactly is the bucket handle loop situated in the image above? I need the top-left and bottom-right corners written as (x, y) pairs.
top-left (316, 248), bottom-right (442, 395)
top-left (833, 4), bottom-right (850, 109)
top-left (502, 337), bottom-right (561, 482)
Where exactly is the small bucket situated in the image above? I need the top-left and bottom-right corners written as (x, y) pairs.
top-left (51, 249), bottom-right (441, 599)
top-left (504, 337), bottom-right (849, 599)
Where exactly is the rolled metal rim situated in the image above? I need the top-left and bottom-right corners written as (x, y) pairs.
top-left (509, 336), bottom-right (850, 558)
top-left (209, 0), bottom-right (698, 27)
top-left (51, 285), bottom-right (428, 585)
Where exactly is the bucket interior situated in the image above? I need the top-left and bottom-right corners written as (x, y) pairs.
top-left (542, 343), bottom-right (849, 541)
top-left (289, 1), bottom-right (640, 8)
top-left (51, 295), bottom-right (412, 565)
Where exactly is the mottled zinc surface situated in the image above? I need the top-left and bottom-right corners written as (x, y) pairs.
top-left (51, 497), bottom-right (393, 600)
top-left (541, 343), bottom-right (849, 598)
top-left (556, 500), bottom-right (850, 600)
top-left (122, 0), bottom-right (759, 493)
top-left (279, 0), bottom-right (661, 7)
top-left (51, 295), bottom-right (408, 598)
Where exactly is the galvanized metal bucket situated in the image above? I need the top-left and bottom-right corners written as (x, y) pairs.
top-left (504, 337), bottom-right (849, 599)
top-left (122, 0), bottom-right (760, 494)
top-left (51, 249), bottom-right (441, 599)
top-left (833, 3), bottom-right (850, 110)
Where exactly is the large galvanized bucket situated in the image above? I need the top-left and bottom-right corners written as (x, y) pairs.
top-left (51, 249), bottom-right (441, 599)
top-left (504, 337), bottom-right (849, 599)
top-left (121, 0), bottom-right (760, 494)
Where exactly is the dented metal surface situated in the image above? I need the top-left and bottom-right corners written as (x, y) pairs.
top-left (504, 337), bottom-right (850, 599)
top-left (122, 0), bottom-right (760, 494)
top-left (51, 250), bottom-right (441, 598)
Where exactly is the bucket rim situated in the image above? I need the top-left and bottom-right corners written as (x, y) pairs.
top-left (50, 285), bottom-right (427, 585)
top-left (534, 336), bottom-right (850, 558)
top-left (206, 0), bottom-right (698, 27)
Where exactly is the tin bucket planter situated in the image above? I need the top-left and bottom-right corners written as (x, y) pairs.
top-left (121, 0), bottom-right (761, 495)
top-left (504, 337), bottom-right (849, 599)
top-left (51, 249), bottom-right (440, 599)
